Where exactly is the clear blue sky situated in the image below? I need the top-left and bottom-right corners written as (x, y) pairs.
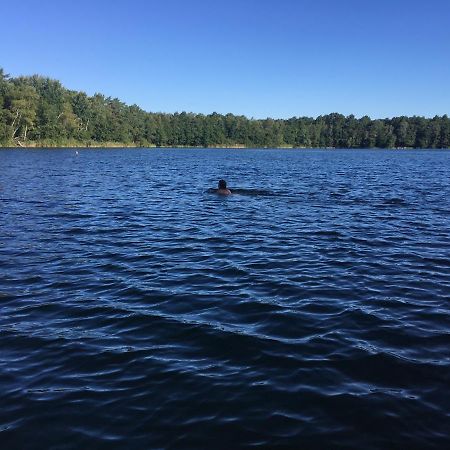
top-left (1, 0), bottom-right (449, 119)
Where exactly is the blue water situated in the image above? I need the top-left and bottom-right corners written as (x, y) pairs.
top-left (1, 148), bottom-right (449, 449)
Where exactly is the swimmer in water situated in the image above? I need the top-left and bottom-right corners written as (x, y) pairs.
top-left (217, 179), bottom-right (231, 195)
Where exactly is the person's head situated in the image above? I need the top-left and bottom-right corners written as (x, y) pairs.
top-left (218, 179), bottom-right (227, 190)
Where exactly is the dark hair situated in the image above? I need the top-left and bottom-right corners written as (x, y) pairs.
top-left (218, 179), bottom-right (227, 189)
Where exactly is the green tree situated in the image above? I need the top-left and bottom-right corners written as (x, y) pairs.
top-left (0, 68), bottom-right (449, 149)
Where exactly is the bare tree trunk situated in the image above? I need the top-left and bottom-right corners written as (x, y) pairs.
top-left (23, 124), bottom-right (28, 141)
top-left (11, 110), bottom-right (19, 129)
top-left (11, 111), bottom-right (21, 139)
top-left (13, 136), bottom-right (24, 147)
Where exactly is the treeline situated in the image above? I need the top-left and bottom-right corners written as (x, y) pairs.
top-left (1, 69), bottom-right (449, 148)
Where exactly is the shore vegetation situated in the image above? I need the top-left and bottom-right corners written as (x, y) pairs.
top-left (1, 69), bottom-right (449, 148)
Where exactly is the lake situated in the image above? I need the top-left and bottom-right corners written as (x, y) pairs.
top-left (1, 148), bottom-right (449, 449)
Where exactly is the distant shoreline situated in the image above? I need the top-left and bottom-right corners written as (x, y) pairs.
top-left (2, 70), bottom-right (449, 150)
top-left (1, 143), bottom-right (449, 150)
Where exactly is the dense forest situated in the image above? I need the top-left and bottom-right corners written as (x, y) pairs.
top-left (1, 69), bottom-right (449, 148)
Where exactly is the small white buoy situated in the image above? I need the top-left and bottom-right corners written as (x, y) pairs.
top-left (75, 151), bottom-right (79, 155)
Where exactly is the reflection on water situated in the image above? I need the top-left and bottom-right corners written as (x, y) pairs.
top-left (1, 148), bottom-right (449, 449)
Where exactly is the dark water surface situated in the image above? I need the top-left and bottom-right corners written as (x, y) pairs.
top-left (1, 148), bottom-right (449, 449)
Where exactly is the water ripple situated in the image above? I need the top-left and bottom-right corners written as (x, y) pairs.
top-left (1, 148), bottom-right (449, 449)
